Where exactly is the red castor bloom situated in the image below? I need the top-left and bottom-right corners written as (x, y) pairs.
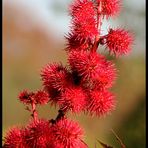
top-left (106, 28), bottom-right (133, 56)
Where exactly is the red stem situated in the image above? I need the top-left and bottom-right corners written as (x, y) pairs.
top-left (92, 1), bottom-right (102, 52)
top-left (97, 1), bottom-right (102, 33)
top-left (31, 102), bottom-right (38, 122)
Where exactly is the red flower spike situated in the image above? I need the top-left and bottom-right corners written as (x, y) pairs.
top-left (97, 0), bottom-right (121, 18)
top-left (33, 90), bottom-right (49, 105)
top-left (87, 90), bottom-right (115, 116)
top-left (41, 63), bottom-right (71, 91)
top-left (3, 128), bottom-right (25, 148)
top-left (3, 0), bottom-right (134, 147)
top-left (50, 118), bottom-right (86, 148)
top-left (24, 119), bottom-right (51, 148)
top-left (106, 28), bottom-right (133, 56)
top-left (58, 86), bottom-right (86, 113)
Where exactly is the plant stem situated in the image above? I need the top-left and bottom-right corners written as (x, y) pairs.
top-left (31, 102), bottom-right (38, 122)
top-left (50, 109), bottom-right (66, 124)
top-left (111, 129), bottom-right (126, 148)
top-left (92, 1), bottom-right (102, 52)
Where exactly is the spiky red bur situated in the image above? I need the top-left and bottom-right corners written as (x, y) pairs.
top-left (50, 118), bottom-right (87, 148)
top-left (58, 86), bottom-right (86, 113)
top-left (18, 90), bottom-right (49, 105)
top-left (106, 29), bottom-right (133, 56)
top-left (18, 90), bottom-right (34, 104)
top-left (43, 86), bottom-right (61, 105)
top-left (23, 119), bottom-right (51, 148)
top-left (67, 0), bottom-right (97, 50)
top-left (33, 90), bottom-right (50, 105)
top-left (97, 0), bottom-right (121, 18)
top-left (83, 59), bottom-right (117, 90)
top-left (70, 0), bottom-right (98, 41)
top-left (68, 51), bottom-right (104, 80)
top-left (41, 63), bottom-right (71, 91)
top-left (72, 18), bottom-right (98, 42)
top-left (3, 128), bottom-right (25, 148)
top-left (92, 60), bottom-right (117, 89)
top-left (68, 51), bottom-right (116, 89)
top-left (70, 0), bottom-right (95, 21)
top-left (86, 90), bottom-right (115, 116)
top-left (65, 33), bottom-right (90, 52)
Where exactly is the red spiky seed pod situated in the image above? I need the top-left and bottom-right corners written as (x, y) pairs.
top-left (68, 51), bottom-right (110, 82)
top-left (93, 60), bottom-right (117, 89)
top-left (69, 0), bottom-right (98, 42)
top-left (97, 0), bottom-right (121, 18)
top-left (50, 118), bottom-right (86, 148)
top-left (72, 18), bottom-right (98, 42)
top-left (3, 128), bottom-right (25, 148)
top-left (18, 90), bottom-right (34, 105)
top-left (106, 28), bottom-right (133, 56)
top-left (41, 63), bottom-right (71, 91)
top-left (69, 51), bottom-right (117, 89)
top-left (65, 33), bottom-right (90, 52)
top-left (58, 86), bottom-right (86, 113)
top-left (33, 90), bottom-right (49, 105)
top-left (44, 86), bottom-right (61, 105)
top-left (70, 0), bottom-right (95, 21)
top-left (24, 119), bottom-right (51, 148)
top-left (18, 90), bottom-right (49, 105)
top-left (87, 90), bottom-right (115, 116)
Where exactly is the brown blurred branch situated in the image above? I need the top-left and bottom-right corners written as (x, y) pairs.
top-left (97, 139), bottom-right (113, 148)
top-left (110, 129), bottom-right (126, 148)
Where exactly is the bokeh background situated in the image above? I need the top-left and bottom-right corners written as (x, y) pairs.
top-left (3, 0), bottom-right (145, 147)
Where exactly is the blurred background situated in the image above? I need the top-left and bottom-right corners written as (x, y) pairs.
top-left (2, 0), bottom-right (145, 147)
